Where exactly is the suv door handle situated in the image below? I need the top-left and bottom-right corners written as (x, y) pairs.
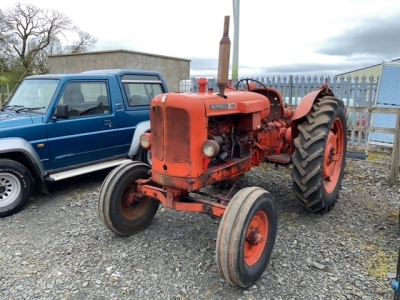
top-left (104, 119), bottom-right (112, 127)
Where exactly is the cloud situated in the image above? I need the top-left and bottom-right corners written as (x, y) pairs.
top-left (189, 58), bottom-right (219, 71)
top-left (317, 14), bottom-right (400, 59)
top-left (189, 56), bottom-right (383, 77)
top-left (256, 59), bottom-right (382, 76)
top-left (179, 12), bottom-right (400, 78)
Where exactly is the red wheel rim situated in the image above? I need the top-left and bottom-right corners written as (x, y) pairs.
top-left (121, 184), bottom-right (148, 220)
top-left (323, 117), bottom-right (344, 193)
top-left (244, 211), bottom-right (269, 266)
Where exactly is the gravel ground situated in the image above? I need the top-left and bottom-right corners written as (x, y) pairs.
top-left (1, 156), bottom-right (399, 300)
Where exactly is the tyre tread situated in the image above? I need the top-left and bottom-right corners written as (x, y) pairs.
top-left (0, 158), bottom-right (33, 217)
top-left (291, 96), bottom-right (347, 212)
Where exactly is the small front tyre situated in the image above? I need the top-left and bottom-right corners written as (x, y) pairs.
top-left (216, 187), bottom-right (278, 288)
top-left (0, 159), bottom-right (33, 218)
top-left (98, 161), bottom-right (159, 236)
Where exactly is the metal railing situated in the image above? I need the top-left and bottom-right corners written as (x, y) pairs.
top-left (187, 75), bottom-right (381, 145)
top-left (188, 74), bottom-right (379, 106)
top-left (186, 75), bottom-right (400, 184)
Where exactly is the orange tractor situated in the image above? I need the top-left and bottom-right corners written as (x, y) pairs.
top-left (98, 16), bottom-right (347, 288)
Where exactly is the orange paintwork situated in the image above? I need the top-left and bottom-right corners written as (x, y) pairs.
top-left (139, 184), bottom-right (226, 217)
top-left (150, 93), bottom-right (208, 178)
top-left (203, 91), bottom-right (270, 117)
top-left (150, 91), bottom-right (271, 180)
top-left (244, 210), bottom-right (269, 266)
top-left (292, 87), bottom-right (334, 121)
top-left (289, 87), bottom-right (335, 154)
top-left (198, 78), bottom-right (208, 93)
top-left (284, 106), bottom-right (293, 118)
top-left (135, 83), bottom-right (331, 217)
top-left (152, 156), bottom-right (253, 192)
top-left (323, 117), bottom-right (345, 193)
top-left (250, 87), bottom-right (285, 120)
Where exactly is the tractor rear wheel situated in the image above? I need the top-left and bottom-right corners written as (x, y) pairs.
top-left (98, 161), bottom-right (159, 236)
top-left (291, 96), bottom-right (347, 212)
top-left (216, 187), bottom-right (278, 288)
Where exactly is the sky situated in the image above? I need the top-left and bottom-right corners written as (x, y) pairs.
top-left (2, 0), bottom-right (400, 78)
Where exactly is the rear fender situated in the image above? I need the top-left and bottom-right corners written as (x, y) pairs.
top-left (292, 87), bottom-right (335, 121)
top-left (127, 121), bottom-right (150, 158)
top-left (290, 87), bottom-right (335, 154)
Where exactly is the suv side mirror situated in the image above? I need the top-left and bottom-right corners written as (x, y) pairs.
top-left (54, 104), bottom-right (69, 119)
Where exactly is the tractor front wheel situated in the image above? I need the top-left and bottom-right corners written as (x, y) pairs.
top-left (216, 187), bottom-right (278, 288)
top-left (291, 96), bottom-right (347, 212)
top-left (98, 161), bottom-right (159, 236)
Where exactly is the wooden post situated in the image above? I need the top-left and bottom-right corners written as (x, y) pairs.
top-left (389, 112), bottom-right (400, 186)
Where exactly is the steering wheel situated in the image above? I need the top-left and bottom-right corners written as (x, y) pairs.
top-left (79, 108), bottom-right (92, 116)
top-left (235, 78), bottom-right (270, 98)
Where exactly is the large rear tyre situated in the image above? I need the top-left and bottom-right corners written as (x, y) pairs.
top-left (291, 96), bottom-right (347, 212)
top-left (216, 187), bottom-right (278, 288)
top-left (98, 161), bottom-right (159, 236)
top-left (0, 159), bottom-right (33, 218)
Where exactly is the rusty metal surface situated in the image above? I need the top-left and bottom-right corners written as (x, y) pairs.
top-left (151, 157), bottom-right (252, 192)
top-left (140, 184), bottom-right (226, 217)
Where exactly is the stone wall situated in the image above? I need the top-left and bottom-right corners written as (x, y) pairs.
top-left (48, 50), bottom-right (191, 92)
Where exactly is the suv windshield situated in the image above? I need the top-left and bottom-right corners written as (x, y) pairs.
top-left (6, 79), bottom-right (60, 114)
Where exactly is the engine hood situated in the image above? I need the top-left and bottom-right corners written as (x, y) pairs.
top-left (0, 111), bottom-right (34, 128)
top-left (152, 91), bottom-right (270, 118)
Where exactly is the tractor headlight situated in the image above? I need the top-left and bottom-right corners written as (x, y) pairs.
top-left (202, 140), bottom-right (220, 158)
top-left (140, 133), bottom-right (151, 149)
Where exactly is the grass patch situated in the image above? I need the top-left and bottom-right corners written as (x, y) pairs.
top-left (256, 163), bottom-right (270, 172)
top-left (367, 152), bottom-right (388, 162)
top-left (363, 244), bottom-right (397, 279)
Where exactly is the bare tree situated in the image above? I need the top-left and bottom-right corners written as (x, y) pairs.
top-left (4, 3), bottom-right (73, 74)
top-left (64, 30), bottom-right (97, 54)
top-left (2, 3), bottom-right (97, 75)
top-left (33, 36), bottom-right (63, 74)
top-left (0, 9), bottom-right (14, 72)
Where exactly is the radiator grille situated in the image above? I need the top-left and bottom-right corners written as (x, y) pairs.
top-left (151, 106), bottom-right (164, 161)
top-left (165, 107), bottom-right (190, 162)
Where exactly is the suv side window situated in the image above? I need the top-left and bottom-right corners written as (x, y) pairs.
top-left (122, 82), bottom-right (164, 107)
top-left (60, 82), bottom-right (109, 117)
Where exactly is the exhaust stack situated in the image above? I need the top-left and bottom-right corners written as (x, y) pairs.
top-left (217, 16), bottom-right (231, 98)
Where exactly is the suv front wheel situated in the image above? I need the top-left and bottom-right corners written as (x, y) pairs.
top-left (135, 147), bottom-right (152, 166)
top-left (0, 159), bottom-right (33, 218)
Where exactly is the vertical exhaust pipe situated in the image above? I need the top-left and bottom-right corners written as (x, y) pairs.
top-left (217, 16), bottom-right (231, 98)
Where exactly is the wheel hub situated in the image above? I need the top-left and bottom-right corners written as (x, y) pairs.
top-left (247, 228), bottom-right (263, 245)
top-left (0, 173), bottom-right (21, 207)
top-left (244, 211), bottom-right (269, 266)
top-left (323, 118), bottom-right (345, 194)
top-left (120, 183), bottom-right (151, 220)
top-left (324, 131), bottom-right (339, 178)
top-left (123, 189), bottom-right (138, 207)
